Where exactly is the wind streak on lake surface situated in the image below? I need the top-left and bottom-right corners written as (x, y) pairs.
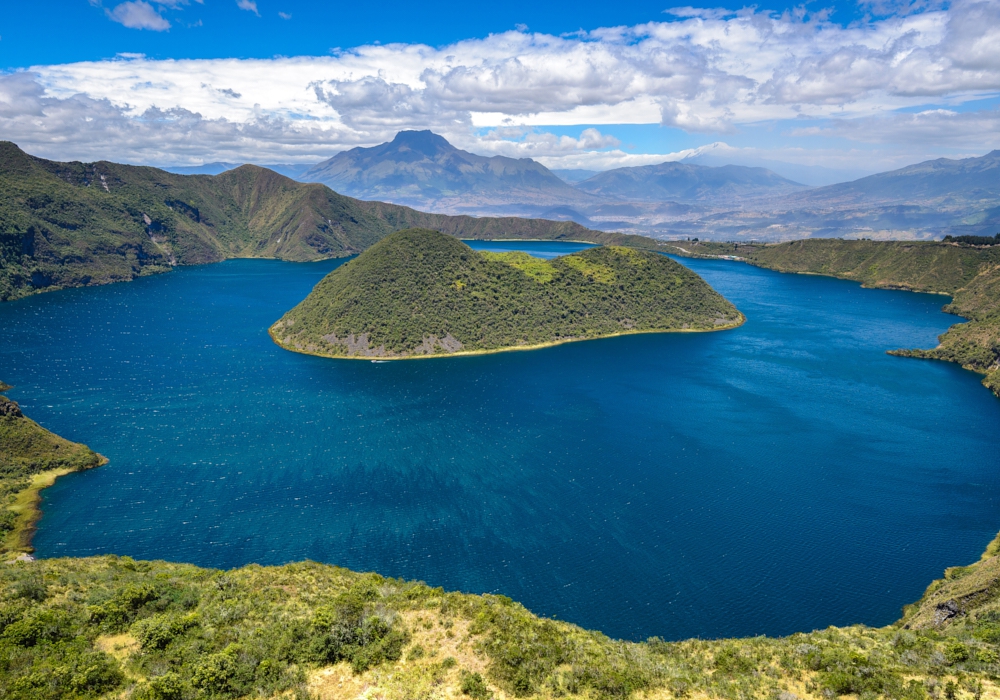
top-left (2, 247), bottom-right (998, 641)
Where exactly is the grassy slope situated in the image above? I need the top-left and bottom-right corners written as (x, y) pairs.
top-left (0, 142), bottom-right (666, 302)
top-left (271, 229), bottom-right (742, 358)
top-left (5, 547), bottom-right (1000, 700)
top-left (0, 393), bottom-right (104, 555)
top-left (662, 239), bottom-right (1000, 397)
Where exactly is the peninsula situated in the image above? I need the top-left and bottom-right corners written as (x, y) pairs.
top-left (0, 385), bottom-right (105, 557)
top-left (270, 228), bottom-right (743, 359)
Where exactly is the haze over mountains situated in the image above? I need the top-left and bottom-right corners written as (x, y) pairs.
top-left (576, 162), bottom-right (806, 203)
top-left (147, 131), bottom-right (1000, 242)
top-left (297, 131), bottom-right (812, 229)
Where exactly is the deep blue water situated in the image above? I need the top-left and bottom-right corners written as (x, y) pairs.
top-left (2, 245), bottom-right (999, 642)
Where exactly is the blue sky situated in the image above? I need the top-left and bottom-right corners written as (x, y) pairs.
top-left (3, 1), bottom-right (873, 67)
top-left (2, 0), bottom-right (999, 180)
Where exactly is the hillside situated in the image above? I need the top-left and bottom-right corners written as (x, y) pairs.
top-left (790, 151), bottom-right (1000, 207)
top-left (0, 141), bottom-right (649, 302)
top-left (664, 239), bottom-right (1000, 396)
top-left (576, 161), bottom-right (807, 202)
top-left (271, 229), bottom-right (742, 359)
top-left (0, 387), bottom-right (105, 557)
top-left (302, 130), bottom-right (596, 211)
top-left (6, 537), bottom-right (1000, 700)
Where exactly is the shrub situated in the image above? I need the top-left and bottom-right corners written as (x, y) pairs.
top-left (1, 608), bottom-right (72, 647)
top-left (134, 672), bottom-right (186, 700)
top-left (88, 583), bottom-right (158, 632)
top-left (944, 641), bottom-right (970, 664)
top-left (461, 670), bottom-right (493, 699)
top-left (131, 612), bottom-right (199, 651)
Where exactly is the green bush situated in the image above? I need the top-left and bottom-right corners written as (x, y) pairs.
top-left (134, 672), bottom-right (187, 700)
top-left (461, 670), bottom-right (493, 699)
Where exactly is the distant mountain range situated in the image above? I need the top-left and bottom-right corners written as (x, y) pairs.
top-left (152, 132), bottom-right (1000, 242)
top-left (791, 150), bottom-right (1000, 206)
top-left (575, 162), bottom-right (806, 202)
top-left (652, 150), bottom-right (1000, 241)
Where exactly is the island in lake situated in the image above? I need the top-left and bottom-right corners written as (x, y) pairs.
top-left (270, 228), bottom-right (744, 359)
top-left (6, 239), bottom-right (1000, 699)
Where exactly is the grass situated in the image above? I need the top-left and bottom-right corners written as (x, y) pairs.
top-left (270, 230), bottom-right (744, 359)
top-left (6, 541), bottom-right (1000, 700)
top-left (664, 239), bottom-right (1000, 398)
top-left (480, 252), bottom-right (558, 283)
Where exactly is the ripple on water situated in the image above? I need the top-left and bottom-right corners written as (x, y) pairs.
top-left (1, 248), bottom-right (998, 641)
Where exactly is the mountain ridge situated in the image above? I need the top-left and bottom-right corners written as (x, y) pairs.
top-left (303, 130), bottom-right (596, 211)
top-left (575, 160), bottom-right (807, 202)
top-left (0, 141), bottom-right (658, 302)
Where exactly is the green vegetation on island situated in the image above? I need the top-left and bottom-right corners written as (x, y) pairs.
top-left (663, 238), bottom-right (1000, 397)
top-left (0, 142), bottom-right (665, 303)
top-left (0, 386), bottom-right (105, 557)
top-left (7, 536), bottom-right (1000, 700)
top-left (271, 229), bottom-right (743, 359)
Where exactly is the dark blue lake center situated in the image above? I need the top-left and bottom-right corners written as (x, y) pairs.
top-left (2, 242), bottom-right (998, 641)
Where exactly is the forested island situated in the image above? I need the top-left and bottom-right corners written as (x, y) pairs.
top-left (665, 238), bottom-right (1000, 398)
top-left (270, 229), bottom-right (743, 359)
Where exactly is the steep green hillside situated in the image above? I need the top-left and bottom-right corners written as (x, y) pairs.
top-left (6, 543), bottom-right (1000, 700)
top-left (663, 239), bottom-right (1000, 396)
top-left (0, 388), bottom-right (104, 556)
top-left (0, 142), bottom-right (654, 302)
top-left (271, 229), bottom-right (742, 359)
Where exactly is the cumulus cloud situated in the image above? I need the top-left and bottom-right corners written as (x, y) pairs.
top-left (236, 0), bottom-right (260, 16)
top-left (12, 0), bottom-right (1000, 168)
top-left (105, 1), bottom-right (171, 31)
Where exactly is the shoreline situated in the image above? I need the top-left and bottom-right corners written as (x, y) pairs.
top-left (268, 314), bottom-right (746, 361)
top-left (3, 455), bottom-right (107, 556)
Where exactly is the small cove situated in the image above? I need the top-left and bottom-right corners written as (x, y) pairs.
top-left (2, 244), bottom-right (999, 641)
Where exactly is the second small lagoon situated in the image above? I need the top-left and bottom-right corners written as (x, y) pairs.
top-left (2, 242), bottom-right (998, 641)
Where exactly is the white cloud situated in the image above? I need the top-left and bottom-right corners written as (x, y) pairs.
top-left (10, 0), bottom-right (1000, 169)
top-left (794, 107), bottom-right (1000, 146)
top-left (236, 0), bottom-right (260, 16)
top-left (105, 1), bottom-right (171, 31)
top-left (278, 11), bottom-right (291, 20)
